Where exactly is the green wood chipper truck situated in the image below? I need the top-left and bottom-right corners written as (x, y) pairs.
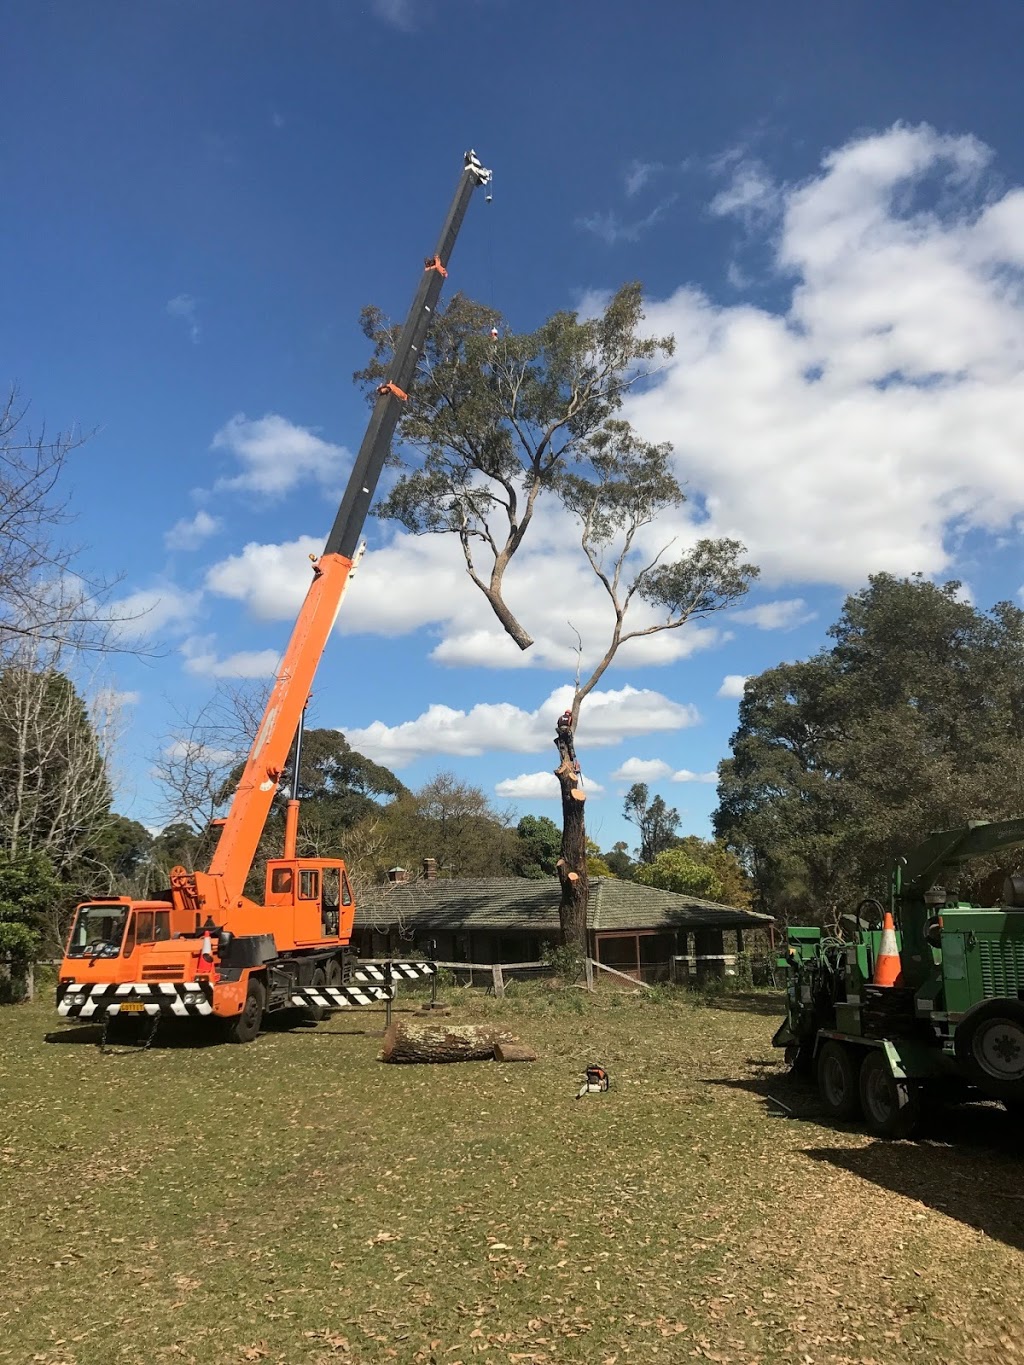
top-left (774, 818), bottom-right (1024, 1137)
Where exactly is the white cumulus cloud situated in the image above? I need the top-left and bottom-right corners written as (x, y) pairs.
top-left (625, 122), bottom-right (1024, 589)
top-left (211, 414), bottom-right (349, 496)
top-left (730, 598), bottom-right (815, 630)
top-left (111, 586), bottom-right (201, 639)
top-left (203, 512), bottom-right (726, 671)
top-left (672, 768), bottom-right (718, 784)
top-left (181, 635), bottom-right (280, 679)
top-left (342, 684), bottom-right (699, 768)
top-left (165, 508), bottom-right (222, 551)
top-left (610, 757), bottom-right (674, 782)
top-left (717, 674), bottom-right (749, 699)
top-left (495, 771), bottom-right (605, 799)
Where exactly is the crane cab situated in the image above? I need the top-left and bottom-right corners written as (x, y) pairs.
top-left (263, 858), bottom-right (355, 949)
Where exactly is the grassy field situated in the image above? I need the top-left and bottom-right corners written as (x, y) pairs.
top-left (2, 983), bottom-right (1023, 1365)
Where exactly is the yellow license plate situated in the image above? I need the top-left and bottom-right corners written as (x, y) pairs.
top-left (119, 1001), bottom-right (145, 1013)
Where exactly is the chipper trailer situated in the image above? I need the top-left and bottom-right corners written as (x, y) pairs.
top-left (55, 150), bottom-right (493, 1043)
top-left (775, 818), bottom-right (1024, 1137)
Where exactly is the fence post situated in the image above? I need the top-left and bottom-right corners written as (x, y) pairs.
top-left (25, 962), bottom-right (34, 1003)
top-left (491, 964), bottom-right (505, 999)
top-left (584, 956), bottom-right (594, 992)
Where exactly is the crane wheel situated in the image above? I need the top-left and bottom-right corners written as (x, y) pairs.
top-left (858, 1050), bottom-right (920, 1139)
top-left (816, 1041), bottom-right (861, 1120)
top-left (224, 978), bottom-right (265, 1045)
top-left (304, 967), bottom-right (329, 1024)
top-left (325, 958), bottom-right (343, 988)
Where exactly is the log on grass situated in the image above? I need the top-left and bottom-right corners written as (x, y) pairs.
top-left (493, 1042), bottom-right (537, 1063)
top-left (380, 1020), bottom-right (518, 1064)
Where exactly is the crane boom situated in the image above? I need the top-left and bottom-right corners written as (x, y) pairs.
top-left (206, 150), bottom-right (492, 903)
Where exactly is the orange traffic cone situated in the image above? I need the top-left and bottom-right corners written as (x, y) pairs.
top-left (872, 911), bottom-right (902, 987)
top-left (196, 931), bottom-right (217, 980)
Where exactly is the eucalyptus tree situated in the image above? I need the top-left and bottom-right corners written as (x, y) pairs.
top-left (360, 285), bottom-right (757, 951)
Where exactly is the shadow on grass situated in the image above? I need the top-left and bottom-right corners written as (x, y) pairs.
top-left (44, 1003), bottom-right (430, 1050)
top-left (44, 1021), bottom-right (224, 1049)
top-left (705, 1068), bottom-right (1024, 1251)
top-left (804, 1135), bottom-right (1024, 1252)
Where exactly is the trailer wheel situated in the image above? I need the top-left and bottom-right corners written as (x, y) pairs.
top-left (224, 978), bottom-right (265, 1044)
top-left (817, 1041), bottom-right (861, 1119)
top-left (954, 999), bottom-right (1024, 1103)
top-left (859, 1050), bottom-right (920, 1139)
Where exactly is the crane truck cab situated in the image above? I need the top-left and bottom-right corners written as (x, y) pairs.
top-left (53, 149), bottom-right (491, 1044)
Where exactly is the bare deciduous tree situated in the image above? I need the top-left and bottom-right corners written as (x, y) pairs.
top-left (0, 385), bottom-right (143, 656)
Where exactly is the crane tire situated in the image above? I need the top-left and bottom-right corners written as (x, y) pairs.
top-left (325, 958), bottom-right (343, 988)
top-left (224, 978), bottom-right (265, 1045)
top-left (954, 999), bottom-right (1024, 1103)
top-left (817, 1041), bottom-right (861, 1120)
top-left (304, 966), bottom-right (329, 1024)
top-left (859, 1050), bottom-right (920, 1139)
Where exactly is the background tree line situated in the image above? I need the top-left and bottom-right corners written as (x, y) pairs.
top-left (714, 574), bottom-right (1024, 929)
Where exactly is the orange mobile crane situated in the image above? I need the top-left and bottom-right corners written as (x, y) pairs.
top-left (56, 150), bottom-right (492, 1043)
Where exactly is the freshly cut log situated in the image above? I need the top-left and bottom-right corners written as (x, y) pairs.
top-left (380, 1020), bottom-right (518, 1064)
top-left (493, 1042), bottom-right (537, 1063)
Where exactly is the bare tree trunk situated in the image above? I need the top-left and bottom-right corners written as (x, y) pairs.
top-left (555, 720), bottom-right (588, 954)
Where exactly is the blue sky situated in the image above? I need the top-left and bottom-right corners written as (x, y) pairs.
top-left (6, 1), bottom-right (1024, 855)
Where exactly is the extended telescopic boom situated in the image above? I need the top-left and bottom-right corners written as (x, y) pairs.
top-left (205, 150), bottom-right (492, 904)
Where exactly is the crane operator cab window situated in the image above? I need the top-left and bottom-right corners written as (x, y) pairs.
top-left (299, 870), bottom-right (320, 901)
top-left (322, 867), bottom-right (340, 937)
top-left (122, 909), bottom-right (171, 956)
top-left (270, 868), bottom-right (293, 896)
top-left (66, 905), bottom-right (129, 958)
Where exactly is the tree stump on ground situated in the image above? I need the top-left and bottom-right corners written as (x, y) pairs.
top-left (493, 1042), bottom-right (537, 1063)
top-left (380, 1020), bottom-right (518, 1064)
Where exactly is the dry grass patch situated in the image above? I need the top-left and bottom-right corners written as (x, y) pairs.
top-left (1, 985), bottom-right (1022, 1363)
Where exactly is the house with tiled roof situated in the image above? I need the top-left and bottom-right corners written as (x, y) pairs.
top-left (353, 858), bottom-right (774, 982)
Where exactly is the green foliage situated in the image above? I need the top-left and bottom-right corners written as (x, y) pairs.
top-left (635, 848), bottom-right (724, 900)
top-left (716, 573), bottom-right (1024, 925)
top-left (514, 814), bottom-right (561, 878)
top-left (88, 814), bottom-right (153, 882)
top-left (349, 771), bottom-right (517, 886)
top-left (0, 849), bottom-right (60, 966)
top-left (623, 783), bottom-right (680, 863)
top-left (671, 836), bottom-right (752, 909)
top-left (540, 940), bottom-right (585, 984)
top-left (602, 840), bottom-right (635, 879)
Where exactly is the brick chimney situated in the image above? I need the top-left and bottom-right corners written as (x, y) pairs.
top-left (422, 857), bottom-right (437, 881)
top-left (387, 866), bottom-right (409, 884)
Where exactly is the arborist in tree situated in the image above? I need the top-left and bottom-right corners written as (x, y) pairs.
top-left (555, 709), bottom-right (581, 775)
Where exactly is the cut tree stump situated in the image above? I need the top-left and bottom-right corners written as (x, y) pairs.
top-left (493, 1042), bottom-right (537, 1063)
top-left (380, 1020), bottom-right (518, 1064)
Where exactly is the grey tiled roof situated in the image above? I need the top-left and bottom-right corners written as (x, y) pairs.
top-left (354, 876), bottom-right (772, 934)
